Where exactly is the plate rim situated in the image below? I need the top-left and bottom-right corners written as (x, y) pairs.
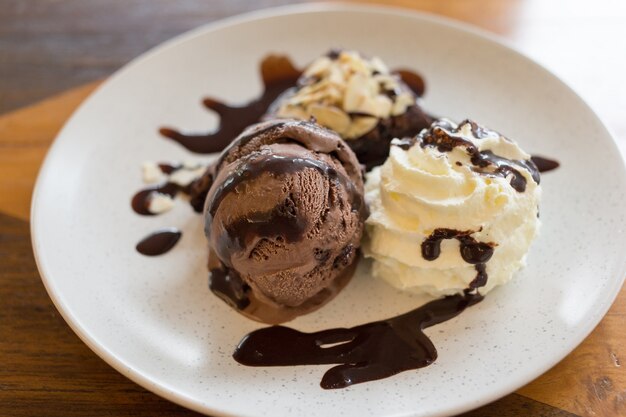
top-left (30, 3), bottom-right (626, 417)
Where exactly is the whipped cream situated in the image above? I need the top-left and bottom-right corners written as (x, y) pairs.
top-left (364, 119), bottom-right (541, 296)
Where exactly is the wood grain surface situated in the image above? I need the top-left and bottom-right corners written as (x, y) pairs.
top-left (1, 1), bottom-right (625, 416)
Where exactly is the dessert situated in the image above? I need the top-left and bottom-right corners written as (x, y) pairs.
top-left (130, 51), bottom-right (560, 389)
top-left (265, 50), bottom-right (433, 169)
top-left (199, 119), bottom-right (367, 323)
top-left (364, 119), bottom-right (542, 296)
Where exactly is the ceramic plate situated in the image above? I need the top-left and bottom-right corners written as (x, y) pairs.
top-left (31, 4), bottom-right (626, 417)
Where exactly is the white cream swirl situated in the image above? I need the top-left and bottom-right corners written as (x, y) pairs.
top-left (364, 119), bottom-right (541, 296)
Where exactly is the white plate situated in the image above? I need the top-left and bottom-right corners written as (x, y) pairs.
top-left (31, 4), bottom-right (626, 417)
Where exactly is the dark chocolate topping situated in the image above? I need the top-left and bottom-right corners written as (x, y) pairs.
top-left (530, 155), bottom-right (560, 173)
top-left (135, 228), bottom-right (182, 256)
top-left (233, 290), bottom-right (483, 389)
top-left (394, 69), bottom-right (426, 97)
top-left (209, 267), bottom-right (251, 310)
top-left (418, 120), bottom-right (541, 192)
top-left (422, 228), bottom-right (495, 290)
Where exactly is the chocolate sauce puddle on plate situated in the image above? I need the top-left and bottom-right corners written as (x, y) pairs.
top-left (234, 291), bottom-right (483, 389)
top-left (531, 155), bottom-right (560, 173)
top-left (136, 228), bottom-right (182, 256)
top-left (159, 56), bottom-right (301, 154)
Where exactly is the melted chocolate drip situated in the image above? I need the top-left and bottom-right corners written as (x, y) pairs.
top-left (471, 264), bottom-right (488, 289)
top-left (394, 69), bottom-right (426, 97)
top-left (422, 228), bottom-right (494, 290)
top-left (209, 267), bottom-right (251, 310)
top-left (207, 248), bottom-right (359, 324)
top-left (531, 155), bottom-right (560, 173)
top-left (159, 56), bottom-right (301, 154)
top-left (233, 291), bottom-right (483, 389)
top-left (136, 228), bottom-right (182, 256)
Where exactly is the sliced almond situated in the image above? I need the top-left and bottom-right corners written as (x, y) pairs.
top-left (345, 116), bottom-right (379, 139)
top-left (142, 162), bottom-right (163, 184)
top-left (327, 65), bottom-right (346, 86)
top-left (343, 73), bottom-right (369, 112)
top-left (304, 56), bottom-right (332, 77)
top-left (374, 74), bottom-right (400, 91)
top-left (352, 95), bottom-right (391, 118)
top-left (339, 51), bottom-right (369, 75)
top-left (370, 56), bottom-right (389, 75)
top-left (309, 105), bottom-right (350, 135)
top-left (147, 192), bottom-right (175, 214)
top-left (170, 166), bottom-right (205, 187)
top-left (373, 95), bottom-right (393, 118)
top-left (391, 92), bottom-right (415, 116)
top-left (367, 78), bottom-right (380, 96)
top-left (277, 105), bottom-right (309, 120)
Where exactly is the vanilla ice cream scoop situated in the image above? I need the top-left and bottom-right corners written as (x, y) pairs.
top-left (364, 119), bottom-right (541, 296)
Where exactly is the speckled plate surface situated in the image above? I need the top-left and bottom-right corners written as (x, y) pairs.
top-left (31, 4), bottom-right (626, 417)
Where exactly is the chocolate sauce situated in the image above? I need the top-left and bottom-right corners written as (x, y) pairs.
top-left (420, 121), bottom-right (541, 192)
top-left (422, 228), bottom-right (494, 290)
top-left (209, 267), bottom-right (251, 310)
top-left (157, 162), bottom-right (182, 174)
top-left (531, 155), bottom-right (560, 173)
top-left (233, 291), bottom-right (483, 389)
top-left (472, 150), bottom-right (533, 192)
top-left (422, 228), bottom-right (494, 264)
top-left (136, 228), bottom-right (182, 256)
top-left (131, 183), bottom-right (181, 215)
top-left (159, 56), bottom-right (301, 154)
top-left (208, 249), bottom-right (358, 324)
top-left (395, 69), bottom-right (426, 97)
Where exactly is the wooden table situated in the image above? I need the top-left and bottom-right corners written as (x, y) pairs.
top-left (1, 1), bottom-right (624, 416)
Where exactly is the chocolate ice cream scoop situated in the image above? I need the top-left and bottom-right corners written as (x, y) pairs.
top-left (200, 119), bottom-right (367, 323)
top-left (264, 50), bottom-right (433, 169)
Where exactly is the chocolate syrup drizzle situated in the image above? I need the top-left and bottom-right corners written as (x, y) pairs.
top-left (234, 290), bottom-right (483, 389)
top-left (421, 228), bottom-right (494, 289)
top-left (417, 120), bottom-right (541, 192)
top-left (136, 228), bottom-right (182, 256)
top-left (531, 155), bottom-right (560, 173)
